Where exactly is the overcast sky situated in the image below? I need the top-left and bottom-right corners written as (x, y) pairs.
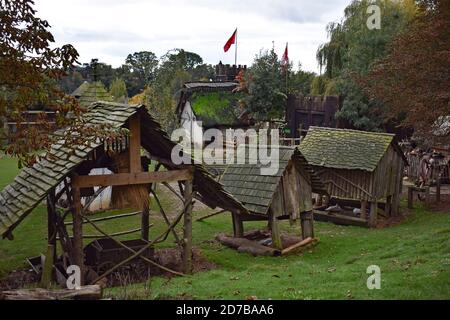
top-left (34, 0), bottom-right (350, 73)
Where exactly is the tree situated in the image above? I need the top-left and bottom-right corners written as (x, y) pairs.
top-left (289, 63), bottom-right (316, 96)
top-left (244, 48), bottom-right (287, 120)
top-left (109, 78), bottom-right (128, 103)
top-left (125, 51), bottom-right (158, 84)
top-left (0, 0), bottom-right (79, 165)
top-left (316, 0), bottom-right (416, 131)
top-left (363, 0), bottom-right (450, 142)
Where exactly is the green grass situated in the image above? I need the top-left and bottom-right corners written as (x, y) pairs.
top-left (0, 156), bottom-right (449, 299)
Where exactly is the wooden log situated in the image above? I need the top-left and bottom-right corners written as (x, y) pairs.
top-left (281, 237), bottom-right (314, 255)
top-left (215, 234), bottom-right (281, 256)
top-left (313, 210), bottom-right (369, 228)
top-left (182, 180), bottom-right (193, 275)
top-left (1, 285), bottom-right (102, 300)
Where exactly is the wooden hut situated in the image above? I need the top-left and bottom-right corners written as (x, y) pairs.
top-left (210, 146), bottom-right (326, 249)
top-left (0, 102), bottom-right (245, 286)
top-left (299, 127), bottom-right (407, 227)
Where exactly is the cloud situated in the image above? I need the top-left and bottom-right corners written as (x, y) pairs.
top-left (34, 0), bottom-right (349, 72)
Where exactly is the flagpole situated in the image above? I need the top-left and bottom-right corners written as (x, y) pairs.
top-left (234, 28), bottom-right (237, 66)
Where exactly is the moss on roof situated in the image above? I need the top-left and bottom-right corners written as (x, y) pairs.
top-left (190, 91), bottom-right (243, 127)
top-left (299, 127), bottom-right (396, 172)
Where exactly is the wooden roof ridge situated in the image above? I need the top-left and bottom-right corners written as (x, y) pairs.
top-left (0, 102), bottom-right (247, 239)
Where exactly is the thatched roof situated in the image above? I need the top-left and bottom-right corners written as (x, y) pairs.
top-left (0, 102), bottom-right (246, 239)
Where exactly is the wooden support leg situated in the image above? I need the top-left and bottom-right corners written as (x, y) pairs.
top-left (425, 186), bottom-right (430, 205)
top-left (369, 201), bottom-right (378, 228)
top-left (47, 190), bottom-right (57, 263)
top-left (182, 180), bottom-right (193, 275)
top-left (300, 211), bottom-right (314, 240)
top-left (407, 187), bottom-right (414, 209)
top-left (42, 190), bottom-right (57, 287)
top-left (385, 196), bottom-right (392, 217)
top-left (391, 192), bottom-right (400, 216)
top-left (436, 176), bottom-right (441, 203)
top-left (361, 200), bottom-right (368, 218)
top-left (141, 199), bottom-right (150, 241)
top-left (232, 212), bottom-right (244, 238)
top-left (270, 213), bottom-right (282, 250)
top-left (71, 184), bottom-right (84, 285)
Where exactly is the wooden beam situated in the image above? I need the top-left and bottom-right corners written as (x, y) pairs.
top-left (182, 180), bottom-right (193, 275)
top-left (129, 113), bottom-right (141, 173)
top-left (313, 210), bottom-right (369, 228)
top-left (72, 169), bottom-right (193, 188)
top-left (71, 182), bottom-right (84, 285)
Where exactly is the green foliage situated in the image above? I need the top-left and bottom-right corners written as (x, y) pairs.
top-left (109, 78), bottom-right (128, 103)
top-left (310, 75), bottom-right (330, 96)
top-left (191, 92), bottom-right (243, 127)
top-left (245, 48), bottom-right (287, 120)
top-left (289, 63), bottom-right (316, 95)
top-left (316, 0), bottom-right (416, 130)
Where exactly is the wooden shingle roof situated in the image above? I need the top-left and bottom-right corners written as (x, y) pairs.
top-left (300, 127), bottom-right (406, 172)
top-left (71, 81), bottom-right (112, 106)
top-left (217, 147), bottom-right (325, 215)
top-left (0, 102), bottom-right (246, 239)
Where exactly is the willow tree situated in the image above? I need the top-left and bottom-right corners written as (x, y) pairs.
top-left (316, 0), bottom-right (416, 131)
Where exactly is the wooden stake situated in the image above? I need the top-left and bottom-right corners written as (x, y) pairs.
top-left (40, 244), bottom-right (55, 288)
top-left (182, 180), bottom-right (193, 274)
top-left (129, 113), bottom-right (141, 173)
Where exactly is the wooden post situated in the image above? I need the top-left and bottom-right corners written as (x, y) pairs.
top-left (129, 113), bottom-right (141, 174)
top-left (232, 211), bottom-right (244, 238)
top-left (46, 190), bottom-right (57, 262)
top-left (385, 196), bottom-right (392, 217)
top-left (407, 187), bottom-right (414, 209)
top-left (270, 212), bottom-right (282, 250)
top-left (300, 211), bottom-right (314, 239)
top-left (436, 176), bottom-right (441, 203)
top-left (40, 245), bottom-right (55, 288)
top-left (141, 200), bottom-right (150, 241)
top-left (369, 201), bottom-right (378, 228)
top-left (425, 186), bottom-right (430, 205)
top-left (361, 200), bottom-right (368, 219)
top-left (182, 180), bottom-right (193, 274)
top-left (71, 183), bottom-right (84, 285)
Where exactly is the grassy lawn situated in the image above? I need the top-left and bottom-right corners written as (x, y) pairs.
top-left (0, 156), bottom-right (449, 299)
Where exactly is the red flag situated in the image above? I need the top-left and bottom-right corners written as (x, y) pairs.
top-left (281, 43), bottom-right (289, 65)
top-left (224, 29), bottom-right (237, 52)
